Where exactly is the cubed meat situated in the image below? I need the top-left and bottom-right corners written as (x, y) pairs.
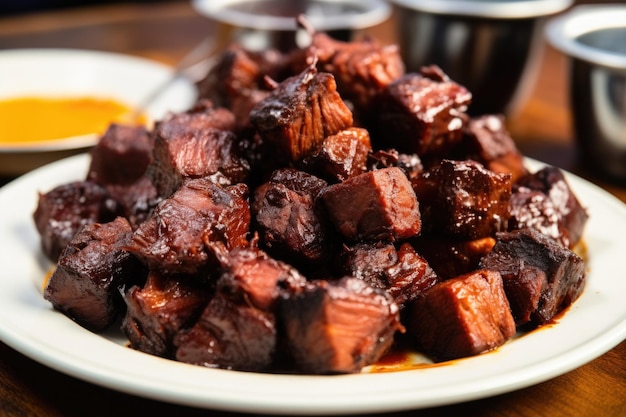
top-left (104, 176), bottom-right (161, 230)
top-left (174, 246), bottom-right (304, 371)
top-left (279, 277), bottom-right (403, 374)
top-left (299, 127), bottom-right (372, 183)
top-left (309, 32), bottom-right (405, 117)
top-left (479, 227), bottom-right (586, 327)
top-left (128, 179), bottom-right (250, 275)
top-left (407, 269), bottom-right (516, 361)
top-left (367, 149), bottom-right (423, 181)
top-left (249, 64), bottom-right (354, 162)
top-left (155, 99), bottom-right (236, 135)
top-left (33, 180), bottom-right (119, 262)
top-left (175, 291), bottom-right (276, 372)
top-left (340, 242), bottom-right (439, 308)
top-left (320, 167), bottom-right (421, 241)
top-left (455, 115), bottom-right (528, 183)
top-left (44, 217), bottom-right (145, 332)
top-left (87, 123), bottom-right (152, 186)
top-left (218, 245), bottom-right (307, 312)
top-left (252, 168), bottom-right (335, 267)
top-left (122, 271), bottom-right (212, 357)
top-left (412, 159), bottom-right (511, 239)
top-left (411, 236), bottom-right (496, 279)
top-left (149, 104), bottom-right (249, 198)
top-left (376, 66), bottom-right (471, 159)
top-left (510, 166), bottom-right (588, 249)
top-left (197, 44), bottom-right (287, 109)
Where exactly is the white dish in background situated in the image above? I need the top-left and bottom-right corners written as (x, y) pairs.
top-left (0, 49), bottom-right (197, 175)
top-left (0, 154), bottom-right (624, 415)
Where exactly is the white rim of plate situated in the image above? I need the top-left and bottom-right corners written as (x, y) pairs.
top-left (545, 5), bottom-right (626, 71)
top-left (389, 0), bottom-right (573, 19)
top-left (191, 0), bottom-right (391, 31)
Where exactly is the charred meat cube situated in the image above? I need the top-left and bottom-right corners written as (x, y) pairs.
top-left (480, 228), bottom-right (586, 327)
top-left (155, 99), bottom-right (236, 136)
top-left (411, 236), bottom-right (496, 279)
top-left (309, 31), bottom-right (405, 116)
top-left (279, 277), bottom-right (403, 374)
top-left (252, 168), bottom-right (335, 267)
top-left (197, 45), bottom-right (287, 110)
top-left (149, 104), bottom-right (249, 198)
top-left (376, 66), bottom-right (471, 159)
top-left (340, 241), bottom-right (439, 308)
top-left (175, 246), bottom-right (305, 371)
top-left (249, 64), bottom-right (354, 162)
top-left (407, 269), bottom-right (516, 361)
top-left (128, 179), bottom-right (250, 275)
top-left (217, 245), bottom-right (308, 311)
top-left (299, 127), bottom-right (372, 183)
top-left (86, 123), bottom-right (160, 229)
top-left (86, 123), bottom-right (152, 186)
top-left (413, 159), bottom-right (511, 239)
top-left (320, 167), bottom-right (421, 241)
top-left (104, 176), bottom-right (160, 230)
top-left (175, 290), bottom-right (276, 372)
top-left (122, 271), bottom-right (211, 358)
top-left (367, 149), bottom-right (423, 181)
top-left (510, 166), bottom-right (588, 249)
top-left (455, 115), bottom-right (528, 183)
top-left (33, 180), bottom-right (119, 262)
top-left (44, 217), bottom-right (145, 332)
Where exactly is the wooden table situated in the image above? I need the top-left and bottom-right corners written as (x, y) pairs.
top-left (0, 2), bottom-right (624, 417)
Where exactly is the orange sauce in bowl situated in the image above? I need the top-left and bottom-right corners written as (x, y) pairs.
top-left (0, 96), bottom-right (146, 144)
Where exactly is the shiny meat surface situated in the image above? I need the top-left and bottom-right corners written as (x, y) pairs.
top-left (320, 166), bottom-right (421, 241)
top-left (408, 269), bottom-right (516, 361)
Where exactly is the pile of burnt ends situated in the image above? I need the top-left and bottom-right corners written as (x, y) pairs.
top-left (34, 26), bottom-right (588, 374)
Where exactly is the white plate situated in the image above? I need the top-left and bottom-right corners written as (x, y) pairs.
top-left (0, 49), bottom-right (197, 174)
top-left (0, 154), bottom-right (625, 415)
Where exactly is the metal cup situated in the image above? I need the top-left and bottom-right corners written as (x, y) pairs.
top-left (389, 0), bottom-right (573, 116)
top-left (546, 5), bottom-right (626, 182)
top-left (191, 0), bottom-right (391, 53)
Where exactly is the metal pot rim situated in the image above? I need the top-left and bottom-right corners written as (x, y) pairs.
top-left (545, 5), bottom-right (626, 71)
top-left (191, 0), bottom-right (391, 31)
top-left (389, 0), bottom-right (572, 19)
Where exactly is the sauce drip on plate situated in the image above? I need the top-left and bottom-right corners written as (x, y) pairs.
top-left (0, 96), bottom-right (145, 143)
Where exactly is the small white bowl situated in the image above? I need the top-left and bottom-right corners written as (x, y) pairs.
top-left (0, 49), bottom-right (197, 176)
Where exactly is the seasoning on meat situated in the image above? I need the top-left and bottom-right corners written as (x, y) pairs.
top-left (407, 269), bottom-right (516, 361)
top-left (320, 166), bottom-right (421, 241)
top-left (480, 227), bottom-right (586, 327)
top-left (44, 217), bottom-right (145, 332)
top-left (510, 166), bottom-right (588, 249)
top-left (377, 66), bottom-right (471, 159)
top-left (412, 159), bottom-right (511, 239)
